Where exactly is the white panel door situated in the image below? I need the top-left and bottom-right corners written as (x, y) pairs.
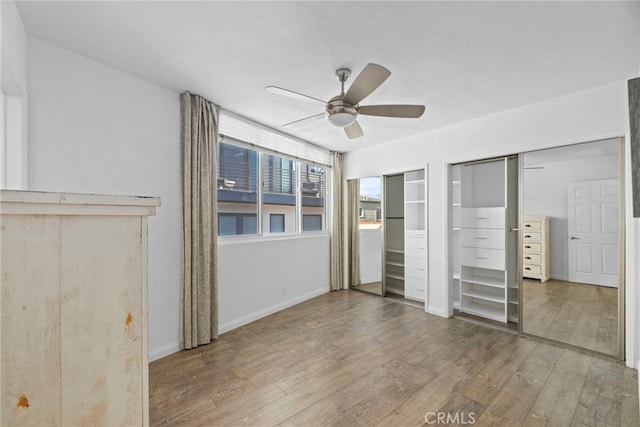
top-left (567, 179), bottom-right (618, 287)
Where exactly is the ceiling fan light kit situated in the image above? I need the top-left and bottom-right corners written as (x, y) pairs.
top-left (266, 63), bottom-right (425, 139)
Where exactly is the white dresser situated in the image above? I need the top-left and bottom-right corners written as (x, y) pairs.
top-left (522, 215), bottom-right (551, 282)
top-left (1, 190), bottom-right (159, 426)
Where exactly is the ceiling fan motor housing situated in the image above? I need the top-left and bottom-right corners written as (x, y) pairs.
top-left (327, 95), bottom-right (358, 127)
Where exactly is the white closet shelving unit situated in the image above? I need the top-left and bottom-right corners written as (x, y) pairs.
top-left (451, 157), bottom-right (518, 323)
top-left (450, 165), bottom-right (462, 309)
top-left (404, 169), bottom-right (427, 302)
top-left (384, 174), bottom-right (405, 296)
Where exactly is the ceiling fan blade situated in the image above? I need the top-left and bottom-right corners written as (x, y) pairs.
top-left (282, 112), bottom-right (326, 127)
top-left (343, 63), bottom-right (391, 105)
top-left (343, 120), bottom-right (363, 139)
top-left (359, 104), bottom-right (425, 118)
top-left (265, 86), bottom-right (326, 105)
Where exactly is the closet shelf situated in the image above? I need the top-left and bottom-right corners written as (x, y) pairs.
top-left (461, 303), bottom-right (504, 322)
top-left (405, 179), bottom-right (425, 184)
top-left (386, 261), bottom-right (404, 267)
top-left (405, 200), bottom-right (425, 204)
top-left (386, 248), bottom-right (404, 254)
top-left (460, 275), bottom-right (504, 288)
top-left (461, 289), bottom-right (505, 304)
top-left (385, 273), bottom-right (404, 281)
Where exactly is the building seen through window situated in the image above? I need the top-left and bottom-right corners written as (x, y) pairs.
top-left (217, 141), bottom-right (326, 235)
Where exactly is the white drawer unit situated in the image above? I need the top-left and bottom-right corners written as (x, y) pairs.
top-left (522, 216), bottom-right (550, 282)
top-left (404, 277), bottom-right (425, 301)
top-left (460, 207), bottom-right (505, 229)
top-left (460, 228), bottom-right (505, 250)
top-left (405, 256), bottom-right (426, 279)
top-left (460, 247), bottom-right (506, 270)
top-left (405, 235), bottom-right (426, 256)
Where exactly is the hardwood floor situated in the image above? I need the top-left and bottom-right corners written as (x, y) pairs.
top-left (522, 279), bottom-right (618, 356)
top-left (149, 290), bottom-right (638, 426)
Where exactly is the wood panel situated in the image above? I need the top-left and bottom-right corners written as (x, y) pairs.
top-left (149, 290), bottom-right (639, 426)
top-left (60, 216), bottom-right (143, 426)
top-left (1, 215), bottom-right (62, 426)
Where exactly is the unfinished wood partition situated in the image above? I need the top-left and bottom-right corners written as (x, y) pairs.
top-left (1, 190), bottom-right (159, 426)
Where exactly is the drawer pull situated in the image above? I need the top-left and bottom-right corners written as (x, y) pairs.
top-left (525, 224), bottom-right (531, 228)
top-left (476, 237), bottom-right (487, 240)
top-left (476, 257), bottom-right (487, 260)
top-left (525, 235), bottom-right (532, 238)
top-left (525, 256), bottom-right (531, 260)
top-left (525, 245), bottom-right (531, 248)
top-left (525, 267), bottom-right (531, 270)
top-left (476, 217), bottom-right (488, 219)
top-left (417, 247), bottom-right (425, 249)
top-left (416, 288), bottom-right (424, 291)
top-left (416, 268), bottom-right (425, 271)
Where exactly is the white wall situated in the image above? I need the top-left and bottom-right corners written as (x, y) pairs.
top-left (26, 37), bottom-right (183, 361)
top-left (1, 0), bottom-right (28, 189)
top-left (523, 153), bottom-right (618, 280)
top-left (345, 80), bottom-right (639, 368)
top-left (25, 37), bottom-right (332, 361)
top-left (217, 235), bottom-right (329, 333)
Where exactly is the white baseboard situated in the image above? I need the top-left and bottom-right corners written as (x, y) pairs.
top-left (218, 286), bottom-right (330, 334)
top-left (551, 274), bottom-right (569, 281)
top-left (149, 341), bottom-right (181, 362)
top-left (427, 305), bottom-right (450, 318)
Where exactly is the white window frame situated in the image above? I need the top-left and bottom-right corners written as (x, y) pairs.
top-left (217, 112), bottom-right (330, 239)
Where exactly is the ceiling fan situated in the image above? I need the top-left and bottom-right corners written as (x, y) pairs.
top-left (265, 63), bottom-right (425, 139)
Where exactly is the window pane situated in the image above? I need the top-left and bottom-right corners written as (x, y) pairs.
top-left (217, 142), bottom-right (258, 235)
top-left (262, 153), bottom-right (296, 233)
top-left (301, 163), bottom-right (325, 232)
top-left (359, 177), bottom-right (382, 230)
top-left (270, 214), bottom-right (285, 233)
top-left (303, 214), bottom-right (322, 231)
top-left (218, 215), bottom-right (237, 236)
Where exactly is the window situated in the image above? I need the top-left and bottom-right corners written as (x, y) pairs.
top-left (218, 213), bottom-right (257, 236)
top-left (359, 207), bottom-right (365, 218)
top-left (303, 215), bottom-right (323, 231)
top-left (270, 214), bottom-right (285, 233)
top-left (263, 154), bottom-right (296, 233)
top-left (301, 163), bottom-right (325, 232)
top-left (358, 177), bottom-right (382, 229)
top-left (217, 112), bottom-right (330, 237)
top-left (375, 207), bottom-right (382, 221)
top-left (217, 142), bottom-right (258, 235)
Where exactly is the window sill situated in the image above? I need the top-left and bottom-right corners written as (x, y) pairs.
top-left (217, 231), bottom-right (329, 246)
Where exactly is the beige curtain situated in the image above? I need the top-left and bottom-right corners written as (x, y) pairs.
top-left (347, 179), bottom-right (361, 288)
top-left (180, 92), bottom-right (219, 349)
top-left (330, 152), bottom-right (344, 291)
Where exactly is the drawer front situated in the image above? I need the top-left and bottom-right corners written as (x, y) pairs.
top-left (523, 242), bottom-right (541, 253)
top-left (404, 277), bottom-right (425, 302)
top-left (460, 228), bottom-right (505, 250)
top-left (522, 253), bottom-right (541, 265)
top-left (522, 220), bottom-right (542, 232)
top-left (405, 236), bottom-right (426, 257)
top-left (523, 264), bottom-right (541, 275)
top-left (461, 208), bottom-right (505, 229)
top-left (405, 256), bottom-right (426, 279)
top-left (522, 232), bottom-right (541, 243)
top-left (460, 247), bottom-right (505, 270)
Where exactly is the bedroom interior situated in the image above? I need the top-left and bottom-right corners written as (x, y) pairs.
top-left (1, 0), bottom-right (639, 425)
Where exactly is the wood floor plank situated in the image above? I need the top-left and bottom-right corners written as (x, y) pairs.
top-left (147, 290), bottom-right (638, 427)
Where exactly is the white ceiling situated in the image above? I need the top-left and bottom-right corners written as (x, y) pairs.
top-left (16, 1), bottom-right (640, 152)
